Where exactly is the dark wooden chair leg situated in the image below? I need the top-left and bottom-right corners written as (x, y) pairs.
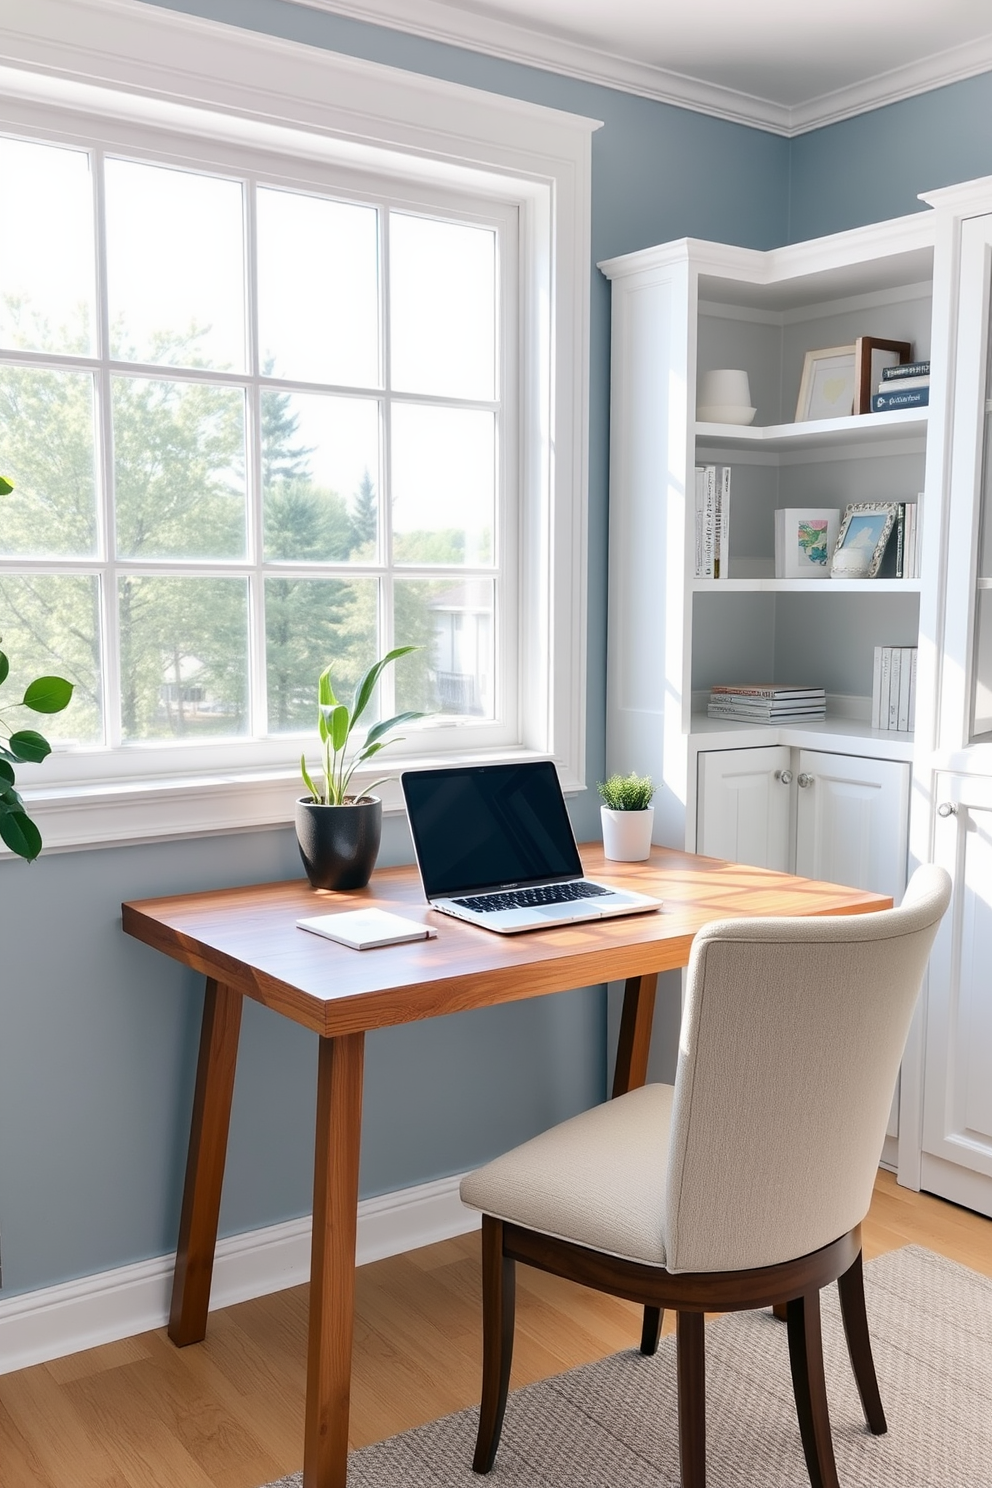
top-left (787, 1290), bottom-right (840, 1488)
top-left (640, 1305), bottom-right (663, 1356)
top-left (473, 1216), bottom-right (516, 1474)
top-left (772, 1302), bottom-right (789, 1321)
top-left (676, 1310), bottom-right (706, 1488)
top-left (837, 1249), bottom-right (887, 1434)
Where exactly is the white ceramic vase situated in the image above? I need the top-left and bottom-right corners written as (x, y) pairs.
top-left (600, 805), bottom-right (654, 862)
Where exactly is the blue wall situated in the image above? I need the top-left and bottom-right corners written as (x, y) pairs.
top-left (3, 0), bottom-right (990, 1300)
top-left (789, 71), bottom-right (992, 240)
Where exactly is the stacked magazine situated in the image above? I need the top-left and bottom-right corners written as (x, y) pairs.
top-left (708, 683), bottom-right (827, 723)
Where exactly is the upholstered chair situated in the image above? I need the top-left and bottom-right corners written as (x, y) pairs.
top-left (460, 864), bottom-right (951, 1488)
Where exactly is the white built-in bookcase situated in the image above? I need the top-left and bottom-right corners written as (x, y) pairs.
top-left (600, 182), bottom-right (992, 1213)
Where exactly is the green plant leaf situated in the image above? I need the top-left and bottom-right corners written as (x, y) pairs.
top-left (351, 646), bottom-right (418, 728)
top-left (318, 664), bottom-right (339, 709)
top-left (329, 702), bottom-right (350, 753)
top-left (0, 475), bottom-right (13, 496)
top-left (7, 729), bottom-right (52, 763)
top-left (0, 780), bottom-right (24, 809)
top-left (22, 675), bottom-right (73, 714)
top-left (0, 809), bottom-right (42, 861)
top-left (300, 754), bottom-right (321, 804)
top-left (0, 759), bottom-right (13, 785)
top-left (0, 650), bottom-right (8, 686)
top-left (364, 710), bottom-right (424, 748)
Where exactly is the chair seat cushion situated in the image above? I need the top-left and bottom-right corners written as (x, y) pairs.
top-left (460, 1083), bottom-right (674, 1266)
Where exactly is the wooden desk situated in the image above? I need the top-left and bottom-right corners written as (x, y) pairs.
top-left (122, 846), bottom-right (889, 1488)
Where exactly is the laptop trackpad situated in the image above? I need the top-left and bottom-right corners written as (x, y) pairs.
top-left (532, 901), bottom-right (602, 922)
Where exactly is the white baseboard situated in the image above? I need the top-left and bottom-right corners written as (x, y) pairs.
top-left (0, 1171), bottom-right (479, 1376)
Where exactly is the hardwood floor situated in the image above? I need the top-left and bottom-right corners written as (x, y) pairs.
top-left (0, 1170), bottom-right (989, 1488)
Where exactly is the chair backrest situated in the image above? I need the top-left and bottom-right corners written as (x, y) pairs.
top-left (663, 864), bottom-right (950, 1275)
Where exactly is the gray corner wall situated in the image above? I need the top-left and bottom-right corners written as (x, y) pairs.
top-left (1, 0), bottom-right (988, 1300)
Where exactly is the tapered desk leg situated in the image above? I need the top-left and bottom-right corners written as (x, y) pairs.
top-left (169, 978), bottom-right (243, 1346)
top-left (612, 973), bottom-right (658, 1097)
top-left (303, 1031), bottom-right (366, 1488)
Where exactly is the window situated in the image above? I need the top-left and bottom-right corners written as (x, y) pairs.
top-left (0, 0), bottom-right (595, 848)
top-left (1, 134), bottom-right (511, 752)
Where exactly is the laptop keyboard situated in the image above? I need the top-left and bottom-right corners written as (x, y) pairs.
top-left (452, 881), bottom-right (612, 913)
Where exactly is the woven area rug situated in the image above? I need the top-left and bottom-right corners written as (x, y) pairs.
top-left (265, 1246), bottom-right (992, 1487)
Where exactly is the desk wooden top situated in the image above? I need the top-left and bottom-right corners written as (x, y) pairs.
top-left (122, 847), bottom-right (890, 1037)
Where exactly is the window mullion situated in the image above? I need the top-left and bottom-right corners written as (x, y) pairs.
top-left (244, 171), bottom-right (268, 740)
top-left (379, 204), bottom-right (396, 718)
top-left (92, 145), bottom-right (122, 751)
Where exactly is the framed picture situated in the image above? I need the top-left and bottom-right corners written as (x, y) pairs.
top-left (833, 502), bottom-right (899, 578)
top-left (795, 345), bottom-right (857, 421)
top-left (774, 508), bottom-right (841, 579)
top-left (854, 336), bottom-right (913, 414)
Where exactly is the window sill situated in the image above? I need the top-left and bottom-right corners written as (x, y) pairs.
top-left (12, 746), bottom-right (583, 855)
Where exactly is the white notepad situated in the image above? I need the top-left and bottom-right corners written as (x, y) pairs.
top-left (296, 908), bottom-right (438, 950)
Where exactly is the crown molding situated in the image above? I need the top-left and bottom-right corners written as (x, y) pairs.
top-left (281, 0), bottom-right (992, 138)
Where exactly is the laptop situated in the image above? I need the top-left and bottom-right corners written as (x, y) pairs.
top-left (400, 760), bottom-right (662, 933)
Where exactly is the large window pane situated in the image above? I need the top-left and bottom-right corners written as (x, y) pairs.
top-left (263, 392), bottom-right (379, 562)
top-left (118, 576), bottom-right (248, 740)
top-left (265, 576), bottom-right (378, 732)
top-left (0, 138), bottom-right (95, 356)
top-left (257, 188), bottom-right (378, 387)
top-left (0, 575), bottom-right (103, 743)
top-left (113, 378), bottom-right (247, 560)
top-left (0, 367), bottom-right (98, 557)
top-left (391, 405), bottom-right (494, 566)
top-left (394, 578), bottom-right (493, 718)
top-left (105, 160), bottom-right (245, 371)
top-left (390, 214), bottom-right (495, 400)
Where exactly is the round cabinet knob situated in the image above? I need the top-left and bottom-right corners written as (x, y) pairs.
top-left (937, 802), bottom-right (957, 817)
top-left (797, 772), bottom-right (814, 788)
top-left (775, 769), bottom-right (793, 785)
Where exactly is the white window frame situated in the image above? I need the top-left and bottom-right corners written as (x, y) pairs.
top-left (0, 0), bottom-right (597, 852)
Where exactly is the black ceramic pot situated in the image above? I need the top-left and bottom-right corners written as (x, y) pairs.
top-left (295, 795), bottom-right (383, 890)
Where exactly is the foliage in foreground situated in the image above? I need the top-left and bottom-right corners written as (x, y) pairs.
top-left (1, 473), bottom-right (74, 861)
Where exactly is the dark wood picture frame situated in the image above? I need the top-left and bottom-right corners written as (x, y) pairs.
top-left (855, 336), bottom-right (913, 414)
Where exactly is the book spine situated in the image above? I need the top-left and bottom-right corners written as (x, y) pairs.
top-left (888, 648), bottom-right (902, 730)
top-left (909, 648), bottom-right (918, 730)
top-left (897, 647), bottom-right (913, 730)
top-left (871, 645), bottom-right (883, 730)
top-left (871, 387), bottom-right (929, 412)
top-left (904, 502), bottom-right (915, 579)
top-left (709, 687), bottom-right (825, 699)
top-left (718, 465), bottom-right (731, 579)
top-left (694, 467), bottom-right (705, 577)
top-left (895, 503), bottom-right (905, 579)
top-left (879, 647), bottom-right (892, 732)
top-left (881, 360), bottom-right (930, 380)
top-left (702, 465), bottom-right (717, 578)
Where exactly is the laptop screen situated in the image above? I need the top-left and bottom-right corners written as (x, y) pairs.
top-left (401, 762), bottom-right (583, 899)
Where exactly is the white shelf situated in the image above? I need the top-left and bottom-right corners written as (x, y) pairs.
top-left (690, 712), bottom-right (915, 761)
top-left (691, 578), bottom-right (922, 594)
top-left (695, 408), bottom-right (927, 452)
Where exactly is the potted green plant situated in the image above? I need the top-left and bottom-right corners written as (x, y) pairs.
top-left (597, 771), bottom-right (655, 862)
top-left (1, 475), bottom-right (74, 862)
top-left (297, 645), bottom-right (423, 890)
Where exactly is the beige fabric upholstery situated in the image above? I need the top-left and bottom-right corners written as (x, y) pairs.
top-left (460, 865), bottom-right (950, 1275)
top-left (459, 1083), bottom-right (675, 1264)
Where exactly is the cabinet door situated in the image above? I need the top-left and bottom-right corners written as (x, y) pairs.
top-left (794, 750), bottom-right (909, 901)
top-left (696, 746), bottom-right (792, 870)
top-left (920, 774), bottom-right (992, 1218)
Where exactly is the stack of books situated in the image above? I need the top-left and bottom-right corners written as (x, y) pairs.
top-left (707, 684), bottom-right (827, 724)
top-left (694, 464), bottom-right (731, 578)
top-left (885, 500), bottom-right (921, 579)
top-left (871, 646), bottom-right (918, 731)
top-left (870, 360), bottom-right (929, 413)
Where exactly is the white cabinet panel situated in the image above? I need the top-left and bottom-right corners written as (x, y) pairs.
top-left (921, 774), bottom-right (992, 1216)
top-left (794, 750), bottom-right (910, 902)
top-left (696, 745), bottom-right (792, 870)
